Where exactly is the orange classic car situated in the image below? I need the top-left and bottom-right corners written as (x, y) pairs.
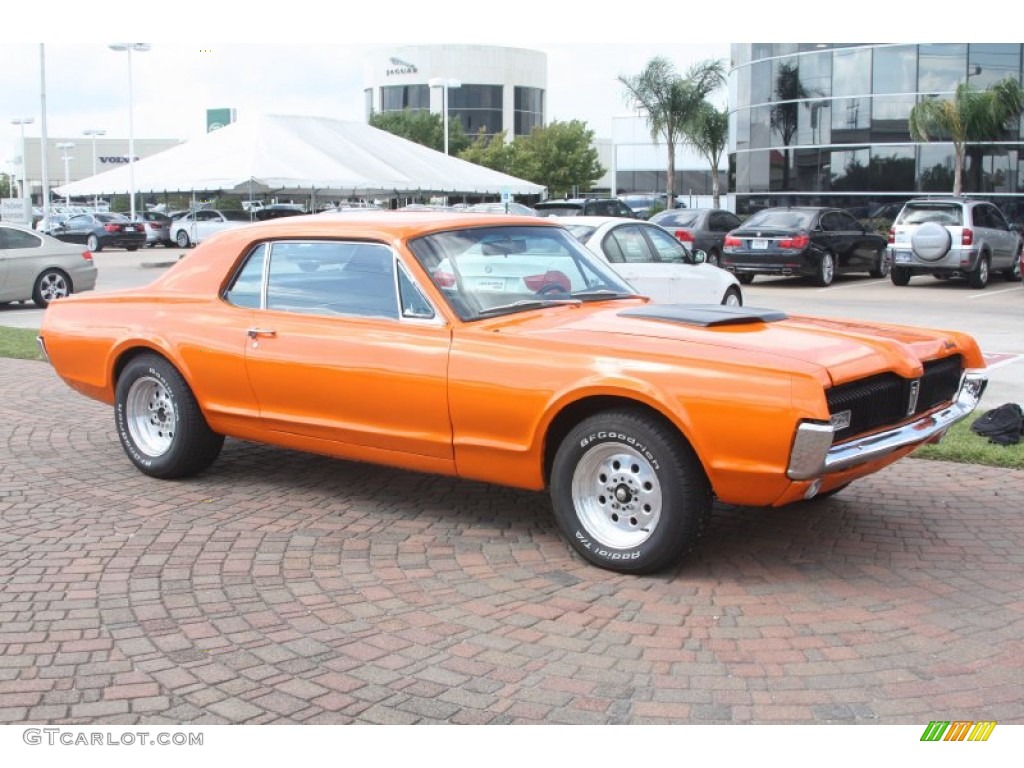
top-left (38, 212), bottom-right (988, 573)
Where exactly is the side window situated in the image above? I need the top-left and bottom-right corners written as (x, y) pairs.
top-left (398, 266), bottom-right (435, 320)
top-left (264, 241), bottom-right (399, 320)
top-left (224, 243), bottom-right (266, 308)
top-left (819, 212), bottom-right (839, 231)
top-left (721, 213), bottom-right (741, 231)
top-left (644, 225), bottom-right (691, 263)
top-left (835, 211), bottom-right (858, 230)
top-left (600, 231), bottom-right (626, 263)
top-left (2, 227), bottom-right (41, 250)
top-left (988, 206), bottom-right (1010, 230)
top-left (606, 225), bottom-right (656, 263)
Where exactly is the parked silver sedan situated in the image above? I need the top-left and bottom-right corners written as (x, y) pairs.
top-left (0, 224), bottom-right (98, 308)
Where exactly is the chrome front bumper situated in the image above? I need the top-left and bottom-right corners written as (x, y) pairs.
top-left (787, 371), bottom-right (988, 481)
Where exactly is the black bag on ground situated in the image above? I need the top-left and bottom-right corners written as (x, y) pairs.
top-left (970, 403), bottom-right (1023, 446)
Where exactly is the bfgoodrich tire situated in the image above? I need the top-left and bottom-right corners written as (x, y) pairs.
top-left (115, 354), bottom-right (224, 479)
top-left (550, 409), bottom-right (712, 574)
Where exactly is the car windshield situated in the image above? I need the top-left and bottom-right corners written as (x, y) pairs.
top-left (897, 204), bottom-right (963, 226)
top-left (408, 225), bottom-right (637, 321)
top-left (743, 209), bottom-right (815, 229)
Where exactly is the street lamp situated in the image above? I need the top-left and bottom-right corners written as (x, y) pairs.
top-left (428, 77), bottom-right (462, 156)
top-left (109, 43), bottom-right (150, 220)
top-left (82, 128), bottom-right (106, 209)
top-left (10, 117), bottom-right (34, 199)
top-left (56, 142), bottom-right (75, 206)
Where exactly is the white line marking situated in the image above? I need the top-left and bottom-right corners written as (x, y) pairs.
top-left (968, 286), bottom-right (1022, 299)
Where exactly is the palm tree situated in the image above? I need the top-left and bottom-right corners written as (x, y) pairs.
top-left (683, 102), bottom-right (729, 208)
top-left (619, 57), bottom-right (726, 209)
top-left (909, 76), bottom-right (1024, 197)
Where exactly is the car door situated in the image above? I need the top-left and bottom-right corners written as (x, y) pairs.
top-left (59, 214), bottom-right (93, 245)
top-left (238, 239), bottom-right (454, 461)
top-left (820, 210), bottom-right (876, 271)
top-left (978, 204), bottom-right (1017, 269)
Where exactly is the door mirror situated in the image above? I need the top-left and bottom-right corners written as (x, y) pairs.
top-left (692, 249), bottom-right (707, 265)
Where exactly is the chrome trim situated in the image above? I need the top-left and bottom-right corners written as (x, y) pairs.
top-left (788, 371), bottom-right (987, 481)
top-left (36, 335), bottom-right (50, 364)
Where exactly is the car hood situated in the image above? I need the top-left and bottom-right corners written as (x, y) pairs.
top-left (477, 303), bottom-right (982, 386)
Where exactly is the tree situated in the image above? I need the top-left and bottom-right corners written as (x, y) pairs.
top-left (514, 120), bottom-right (604, 198)
top-left (908, 76), bottom-right (1024, 197)
top-left (619, 57), bottom-right (726, 209)
top-left (684, 102), bottom-right (729, 208)
top-left (368, 109), bottom-right (470, 155)
top-left (457, 129), bottom-right (517, 175)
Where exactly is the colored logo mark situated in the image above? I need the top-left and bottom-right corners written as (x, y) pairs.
top-left (920, 721), bottom-right (997, 742)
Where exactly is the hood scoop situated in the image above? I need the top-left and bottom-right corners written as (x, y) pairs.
top-left (618, 305), bottom-right (789, 327)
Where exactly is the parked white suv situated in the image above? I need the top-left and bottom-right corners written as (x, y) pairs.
top-left (888, 198), bottom-right (1022, 288)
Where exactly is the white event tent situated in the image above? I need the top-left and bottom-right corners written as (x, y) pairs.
top-left (55, 114), bottom-right (545, 201)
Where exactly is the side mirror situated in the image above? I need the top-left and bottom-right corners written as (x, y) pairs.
top-left (692, 249), bottom-right (707, 265)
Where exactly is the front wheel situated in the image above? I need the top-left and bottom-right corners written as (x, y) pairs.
top-left (721, 286), bottom-right (742, 306)
top-left (736, 273), bottom-right (755, 285)
top-left (115, 354), bottom-right (224, 479)
top-left (706, 249), bottom-right (720, 267)
top-left (550, 409), bottom-right (712, 573)
top-left (175, 230), bottom-right (191, 248)
top-left (86, 234), bottom-right (101, 252)
top-left (32, 269), bottom-right (71, 308)
top-left (869, 250), bottom-right (890, 278)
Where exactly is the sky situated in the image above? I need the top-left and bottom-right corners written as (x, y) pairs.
top-left (0, 2), bottom-right (992, 168)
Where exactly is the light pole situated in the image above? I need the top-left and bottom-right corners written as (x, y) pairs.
top-left (109, 43), bottom-right (150, 221)
top-left (428, 77), bottom-right (462, 156)
top-left (56, 142), bottom-right (75, 207)
top-left (82, 128), bottom-right (105, 210)
top-left (10, 117), bottom-right (34, 199)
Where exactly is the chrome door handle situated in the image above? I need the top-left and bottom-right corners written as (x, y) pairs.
top-left (247, 328), bottom-right (277, 339)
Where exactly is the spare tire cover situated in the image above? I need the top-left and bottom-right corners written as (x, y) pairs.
top-left (911, 221), bottom-right (952, 261)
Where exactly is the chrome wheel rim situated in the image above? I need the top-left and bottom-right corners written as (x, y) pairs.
top-left (724, 290), bottom-right (741, 306)
top-left (125, 375), bottom-right (176, 457)
top-left (571, 442), bottom-right (662, 549)
top-left (39, 273), bottom-right (69, 302)
top-left (822, 254), bottom-right (834, 284)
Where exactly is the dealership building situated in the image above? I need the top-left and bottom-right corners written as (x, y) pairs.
top-left (729, 43), bottom-right (1024, 216)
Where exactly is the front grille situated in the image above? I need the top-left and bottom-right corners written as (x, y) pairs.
top-left (826, 355), bottom-right (963, 442)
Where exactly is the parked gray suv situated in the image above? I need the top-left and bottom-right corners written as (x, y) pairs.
top-left (888, 198), bottom-right (1022, 288)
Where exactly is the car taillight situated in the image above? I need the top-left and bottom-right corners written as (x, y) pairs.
top-left (524, 271), bottom-right (571, 292)
top-left (888, 227), bottom-right (895, 244)
top-left (81, 251), bottom-right (93, 263)
top-left (962, 228), bottom-right (973, 246)
top-left (674, 229), bottom-right (695, 243)
top-left (724, 235), bottom-right (741, 248)
top-left (778, 234), bottom-right (810, 249)
top-left (434, 270), bottom-right (456, 288)
top-left (104, 223), bottom-right (119, 232)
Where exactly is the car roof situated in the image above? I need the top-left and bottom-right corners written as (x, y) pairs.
top-left (562, 216), bottom-right (653, 226)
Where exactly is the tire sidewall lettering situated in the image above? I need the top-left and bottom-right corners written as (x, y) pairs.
top-left (578, 431), bottom-right (660, 471)
top-left (116, 364), bottom-right (179, 468)
top-left (573, 530), bottom-right (641, 561)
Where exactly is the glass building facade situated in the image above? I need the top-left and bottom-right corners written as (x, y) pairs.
top-left (364, 46), bottom-right (546, 143)
top-left (729, 44), bottom-right (1024, 218)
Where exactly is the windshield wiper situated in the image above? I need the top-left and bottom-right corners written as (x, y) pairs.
top-left (475, 298), bottom-right (582, 317)
top-left (571, 289), bottom-right (637, 301)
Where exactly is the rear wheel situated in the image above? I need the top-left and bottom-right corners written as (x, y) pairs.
top-left (32, 269), bottom-right (71, 308)
top-left (736, 273), bottom-right (755, 285)
top-left (550, 409), bottom-right (712, 574)
top-left (813, 251), bottom-right (835, 287)
top-left (115, 354), bottom-right (224, 479)
top-left (968, 255), bottom-right (989, 289)
top-left (86, 234), bottom-right (101, 252)
top-left (175, 230), bottom-right (191, 248)
top-left (706, 249), bottom-right (720, 267)
top-left (891, 266), bottom-right (912, 286)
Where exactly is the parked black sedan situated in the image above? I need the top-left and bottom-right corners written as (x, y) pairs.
top-left (51, 212), bottom-right (147, 252)
top-left (720, 207), bottom-right (889, 286)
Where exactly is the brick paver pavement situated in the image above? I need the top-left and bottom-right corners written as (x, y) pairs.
top-left (1, 358), bottom-right (1021, 724)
